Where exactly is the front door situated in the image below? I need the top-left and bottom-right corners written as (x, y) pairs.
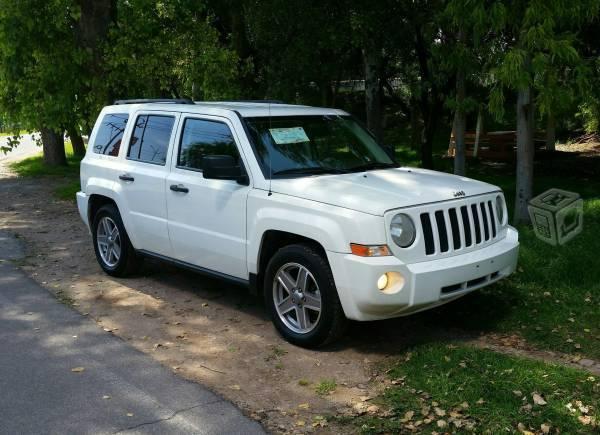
top-left (166, 115), bottom-right (249, 280)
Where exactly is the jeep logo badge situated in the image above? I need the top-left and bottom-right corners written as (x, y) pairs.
top-left (453, 190), bottom-right (466, 198)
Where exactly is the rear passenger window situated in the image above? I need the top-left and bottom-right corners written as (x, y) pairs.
top-left (92, 113), bottom-right (128, 156)
top-left (178, 118), bottom-right (240, 171)
top-left (127, 115), bottom-right (175, 165)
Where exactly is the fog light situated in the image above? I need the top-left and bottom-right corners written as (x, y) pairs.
top-left (377, 273), bottom-right (389, 290)
top-left (377, 272), bottom-right (406, 295)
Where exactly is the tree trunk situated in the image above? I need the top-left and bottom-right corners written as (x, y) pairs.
top-left (414, 25), bottom-right (438, 169)
top-left (453, 28), bottom-right (467, 175)
top-left (410, 98), bottom-right (422, 150)
top-left (473, 106), bottom-right (484, 157)
top-left (40, 128), bottom-right (67, 166)
top-left (363, 46), bottom-right (383, 142)
top-left (514, 84), bottom-right (535, 224)
top-left (546, 112), bottom-right (556, 151)
top-left (68, 126), bottom-right (86, 156)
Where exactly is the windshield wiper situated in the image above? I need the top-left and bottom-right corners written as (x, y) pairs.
top-left (272, 166), bottom-right (349, 176)
top-left (348, 161), bottom-right (398, 172)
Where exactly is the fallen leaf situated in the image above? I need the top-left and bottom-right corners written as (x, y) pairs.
top-left (298, 403), bottom-right (310, 410)
top-left (366, 405), bottom-right (380, 414)
top-left (513, 390), bottom-right (523, 397)
top-left (532, 393), bottom-right (547, 406)
top-left (476, 398), bottom-right (485, 405)
top-left (577, 402), bottom-right (589, 414)
top-left (434, 407), bottom-right (446, 416)
top-left (400, 410), bottom-right (414, 422)
top-left (102, 395), bottom-right (111, 400)
top-left (295, 420), bottom-right (305, 427)
top-left (541, 423), bottom-right (551, 434)
top-left (126, 413), bottom-right (134, 417)
top-left (228, 384), bottom-right (241, 390)
top-left (436, 419), bottom-right (447, 428)
top-left (353, 402), bottom-right (367, 415)
top-left (71, 367), bottom-right (85, 373)
top-left (578, 415), bottom-right (592, 425)
top-left (460, 401), bottom-right (469, 409)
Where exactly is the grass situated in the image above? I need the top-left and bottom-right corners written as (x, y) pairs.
top-left (345, 343), bottom-right (599, 434)
top-left (315, 379), bottom-right (337, 395)
top-left (9, 141), bottom-right (82, 201)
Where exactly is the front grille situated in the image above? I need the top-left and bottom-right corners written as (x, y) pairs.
top-left (420, 198), bottom-right (499, 256)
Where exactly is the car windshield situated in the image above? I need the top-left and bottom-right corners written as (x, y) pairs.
top-left (244, 115), bottom-right (397, 178)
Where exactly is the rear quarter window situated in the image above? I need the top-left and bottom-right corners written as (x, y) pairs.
top-left (92, 113), bottom-right (129, 156)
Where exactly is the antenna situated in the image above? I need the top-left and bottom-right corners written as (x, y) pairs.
top-left (267, 102), bottom-right (273, 196)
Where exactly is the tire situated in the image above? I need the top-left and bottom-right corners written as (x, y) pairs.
top-left (264, 244), bottom-right (347, 347)
top-left (91, 204), bottom-right (140, 277)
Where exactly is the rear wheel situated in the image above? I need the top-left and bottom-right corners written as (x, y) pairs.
top-left (92, 204), bottom-right (140, 277)
top-left (264, 244), bottom-right (347, 347)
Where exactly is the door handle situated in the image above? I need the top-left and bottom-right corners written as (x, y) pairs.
top-left (119, 174), bottom-right (135, 182)
top-left (170, 184), bottom-right (189, 193)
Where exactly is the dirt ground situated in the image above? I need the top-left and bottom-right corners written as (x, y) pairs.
top-left (1, 158), bottom-right (597, 433)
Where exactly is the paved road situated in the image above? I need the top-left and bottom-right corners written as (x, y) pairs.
top-left (0, 133), bottom-right (41, 164)
top-left (0, 231), bottom-right (265, 435)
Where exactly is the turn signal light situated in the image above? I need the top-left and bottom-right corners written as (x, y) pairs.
top-left (350, 244), bottom-right (391, 257)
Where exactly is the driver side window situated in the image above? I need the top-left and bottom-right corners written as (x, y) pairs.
top-left (178, 118), bottom-right (240, 171)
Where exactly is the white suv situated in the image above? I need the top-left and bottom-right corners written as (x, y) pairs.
top-left (77, 99), bottom-right (519, 347)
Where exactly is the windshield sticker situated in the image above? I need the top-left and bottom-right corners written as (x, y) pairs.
top-left (269, 127), bottom-right (309, 144)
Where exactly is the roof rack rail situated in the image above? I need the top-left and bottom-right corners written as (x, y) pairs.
top-left (113, 98), bottom-right (195, 105)
top-left (217, 100), bottom-right (285, 104)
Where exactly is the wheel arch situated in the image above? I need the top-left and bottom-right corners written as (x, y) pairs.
top-left (88, 194), bottom-right (118, 228)
top-left (252, 230), bottom-right (327, 297)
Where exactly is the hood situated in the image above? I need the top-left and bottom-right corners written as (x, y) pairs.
top-left (269, 167), bottom-right (500, 216)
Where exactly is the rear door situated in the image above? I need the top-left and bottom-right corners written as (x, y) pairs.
top-left (119, 111), bottom-right (180, 257)
top-left (166, 114), bottom-right (250, 279)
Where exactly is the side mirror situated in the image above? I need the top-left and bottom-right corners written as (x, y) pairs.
top-left (202, 155), bottom-right (249, 185)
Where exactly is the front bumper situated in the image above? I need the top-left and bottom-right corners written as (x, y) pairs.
top-left (327, 226), bottom-right (519, 321)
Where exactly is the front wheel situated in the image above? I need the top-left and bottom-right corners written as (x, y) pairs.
top-left (264, 244), bottom-right (347, 347)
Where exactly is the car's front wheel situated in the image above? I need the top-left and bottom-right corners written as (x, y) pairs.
top-left (264, 244), bottom-right (347, 347)
top-left (92, 204), bottom-right (140, 277)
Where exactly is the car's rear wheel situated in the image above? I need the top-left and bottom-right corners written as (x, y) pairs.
top-left (92, 204), bottom-right (140, 277)
top-left (264, 244), bottom-right (347, 347)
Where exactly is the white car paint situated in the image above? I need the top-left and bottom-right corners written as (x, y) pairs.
top-left (77, 101), bottom-right (519, 321)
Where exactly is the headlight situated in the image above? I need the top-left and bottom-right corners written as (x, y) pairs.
top-left (390, 213), bottom-right (416, 247)
top-left (495, 195), bottom-right (506, 226)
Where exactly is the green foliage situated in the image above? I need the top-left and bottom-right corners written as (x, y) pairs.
top-left (0, 0), bottom-right (86, 133)
top-left (488, 0), bottom-right (600, 121)
top-left (105, 0), bottom-right (242, 101)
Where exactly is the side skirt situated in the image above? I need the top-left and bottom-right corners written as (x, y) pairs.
top-left (137, 250), bottom-right (249, 288)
